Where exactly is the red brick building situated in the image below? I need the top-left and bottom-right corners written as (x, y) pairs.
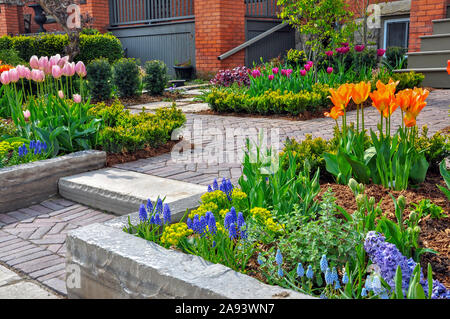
top-left (0, 0), bottom-right (449, 77)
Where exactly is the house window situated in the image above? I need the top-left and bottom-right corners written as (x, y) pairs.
top-left (384, 18), bottom-right (410, 49)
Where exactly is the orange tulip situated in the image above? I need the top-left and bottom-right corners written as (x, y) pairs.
top-left (403, 87), bottom-right (429, 127)
top-left (352, 81), bottom-right (371, 105)
top-left (370, 79), bottom-right (399, 118)
top-left (447, 60), bottom-right (450, 75)
top-left (329, 83), bottom-right (354, 110)
top-left (324, 106), bottom-right (344, 120)
top-left (395, 89), bottom-right (413, 112)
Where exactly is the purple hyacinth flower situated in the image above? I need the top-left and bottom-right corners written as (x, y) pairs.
top-left (163, 203), bottom-right (171, 224)
top-left (138, 204), bottom-right (147, 222)
top-left (146, 199), bottom-right (153, 213)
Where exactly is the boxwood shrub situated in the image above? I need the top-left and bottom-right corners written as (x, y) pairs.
top-left (0, 33), bottom-right (123, 63)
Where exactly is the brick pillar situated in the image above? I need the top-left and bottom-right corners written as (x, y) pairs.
top-left (0, 3), bottom-right (24, 36)
top-left (83, 0), bottom-right (110, 33)
top-left (409, 0), bottom-right (447, 52)
top-left (194, 0), bottom-right (246, 75)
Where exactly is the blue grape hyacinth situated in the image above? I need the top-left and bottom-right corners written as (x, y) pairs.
top-left (306, 265), bottom-right (314, 279)
top-left (138, 204), bottom-right (147, 222)
top-left (320, 254), bottom-right (328, 273)
top-left (296, 263), bottom-right (304, 278)
top-left (275, 249), bottom-right (283, 266)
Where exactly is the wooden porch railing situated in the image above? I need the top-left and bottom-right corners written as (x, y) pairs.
top-left (109, 0), bottom-right (194, 26)
top-left (245, 0), bottom-right (280, 18)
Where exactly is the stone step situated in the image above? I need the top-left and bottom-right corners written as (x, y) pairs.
top-left (420, 33), bottom-right (450, 51)
top-left (407, 50), bottom-right (450, 69)
top-left (394, 68), bottom-right (450, 88)
top-left (58, 168), bottom-right (206, 219)
top-left (432, 18), bottom-right (450, 35)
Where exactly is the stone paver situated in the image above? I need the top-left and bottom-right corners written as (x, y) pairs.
top-left (0, 197), bottom-right (115, 296)
top-left (0, 264), bottom-right (59, 299)
top-left (117, 89), bottom-right (450, 186)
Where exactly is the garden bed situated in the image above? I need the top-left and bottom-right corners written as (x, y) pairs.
top-left (65, 213), bottom-right (311, 299)
top-left (318, 173), bottom-right (450, 288)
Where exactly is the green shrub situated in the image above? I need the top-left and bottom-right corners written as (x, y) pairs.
top-left (392, 71), bottom-right (425, 90)
top-left (86, 59), bottom-right (113, 102)
top-left (354, 48), bottom-right (378, 71)
top-left (0, 48), bottom-right (25, 66)
top-left (383, 46), bottom-right (408, 70)
top-left (281, 135), bottom-right (333, 176)
top-left (0, 33), bottom-right (123, 63)
top-left (286, 49), bottom-right (307, 67)
top-left (414, 126), bottom-right (450, 171)
top-left (89, 101), bottom-right (186, 153)
top-left (204, 83), bottom-right (330, 115)
top-left (77, 34), bottom-right (123, 63)
top-left (112, 58), bottom-right (141, 98)
top-left (143, 60), bottom-right (168, 95)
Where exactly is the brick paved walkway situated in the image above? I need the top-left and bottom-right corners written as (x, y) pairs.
top-left (0, 197), bottom-right (114, 296)
top-left (116, 89), bottom-right (450, 185)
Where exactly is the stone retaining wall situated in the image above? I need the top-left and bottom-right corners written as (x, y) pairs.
top-left (65, 213), bottom-right (313, 299)
top-left (0, 150), bottom-right (106, 213)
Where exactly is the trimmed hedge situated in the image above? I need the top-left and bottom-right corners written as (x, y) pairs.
top-left (0, 33), bottom-right (123, 63)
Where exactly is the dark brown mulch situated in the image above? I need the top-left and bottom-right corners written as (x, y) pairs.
top-left (194, 100), bottom-right (367, 122)
top-left (318, 173), bottom-right (450, 288)
top-left (105, 140), bottom-right (180, 167)
top-left (99, 91), bottom-right (186, 107)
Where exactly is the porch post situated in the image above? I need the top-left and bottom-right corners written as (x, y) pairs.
top-left (194, 0), bottom-right (246, 76)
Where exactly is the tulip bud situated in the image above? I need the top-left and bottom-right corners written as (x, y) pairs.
top-left (52, 65), bottom-right (62, 79)
top-left (0, 71), bottom-right (10, 85)
top-left (368, 197), bottom-right (375, 207)
top-left (23, 110), bottom-right (31, 121)
top-left (8, 68), bottom-right (19, 83)
top-left (75, 61), bottom-right (87, 77)
top-left (348, 178), bottom-right (358, 194)
top-left (58, 90), bottom-right (64, 99)
top-left (356, 194), bottom-right (365, 207)
top-left (413, 226), bottom-right (421, 235)
top-left (397, 195), bottom-right (406, 211)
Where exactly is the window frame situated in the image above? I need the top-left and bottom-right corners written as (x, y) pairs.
top-left (383, 17), bottom-right (410, 50)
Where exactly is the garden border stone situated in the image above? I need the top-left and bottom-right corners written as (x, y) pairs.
top-left (65, 212), bottom-right (313, 299)
top-left (0, 150), bottom-right (106, 213)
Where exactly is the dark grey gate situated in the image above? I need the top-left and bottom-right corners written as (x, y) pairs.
top-left (108, 0), bottom-right (195, 77)
top-left (245, 20), bottom-right (295, 67)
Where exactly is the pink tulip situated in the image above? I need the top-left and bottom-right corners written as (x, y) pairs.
top-left (75, 61), bottom-right (87, 77)
top-left (52, 65), bottom-right (62, 79)
top-left (300, 69), bottom-right (307, 76)
top-left (268, 74), bottom-right (274, 80)
top-left (24, 67), bottom-right (32, 80)
top-left (272, 67), bottom-right (279, 75)
top-left (8, 69), bottom-right (19, 83)
top-left (31, 69), bottom-right (45, 82)
top-left (325, 51), bottom-right (334, 57)
top-left (58, 90), bottom-right (64, 99)
top-left (16, 65), bottom-right (27, 79)
top-left (0, 71), bottom-right (10, 85)
top-left (306, 61), bottom-right (313, 66)
top-left (23, 110), bottom-right (31, 121)
top-left (355, 45), bottom-right (365, 52)
top-left (73, 94), bottom-right (82, 103)
top-left (327, 67), bottom-right (333, 74)
top-left (49, 54), bottom-right (61, 67)
top-left (304, 64), bottom-right (311, 72)
top-left (280, 69), bottom-right (287, 76)
top-left (58, 56), bottom-right (70, 68)
top-left (63, 62), bottom-right (75, 77)
top-left (38, 56), bottom-right (49, 71)
top-left (251, 69), bottom-right (261, 78)
top-left (30, 55), bottom-right (39, 69)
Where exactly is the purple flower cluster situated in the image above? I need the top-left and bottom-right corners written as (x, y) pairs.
top-left (210, 66), bottom-right (250, 87)
top-left (18, 140), bottom-right (47, 157)
top-left (208, 177), bottom-right (233, 200)
top-left (139, 198), bottom-right (171, 225)
top-left (364, 231), bottom-right (449, 299)
top-left (187, 211), bottom-right (217, 237)
top-left (224, 207), bottom-right (247, 240)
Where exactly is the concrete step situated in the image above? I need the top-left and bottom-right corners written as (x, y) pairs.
top-left (420, 33), bottom-right (450, 51)
top-left (407, 50), bottom-right (450, 69)
top-left (433, 18), bottom-right (450, 35)
top-left (58, 168), bottom-right (206, 219)
top-left (394, 68), bottom-right (450, 88)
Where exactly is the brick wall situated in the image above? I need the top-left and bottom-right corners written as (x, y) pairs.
top-left (409, 0), bottom-right (447, 52)
top-left (0, 1), bottom-right (110, 36)
top-left (0, 3), bottom-right (24, 35)
top-left (194, 0), bottom-right (246, 75)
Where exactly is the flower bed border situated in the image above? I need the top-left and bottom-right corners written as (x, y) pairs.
top-left (65, 212), bottom-right (313, 299)
top-left (0, 150), bottom-right (106, 213)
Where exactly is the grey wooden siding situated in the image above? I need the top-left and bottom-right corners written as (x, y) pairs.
top-left (110, 21), bottom-right (195, 77)
top-left (245, 20), bottom-right (295, 67)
